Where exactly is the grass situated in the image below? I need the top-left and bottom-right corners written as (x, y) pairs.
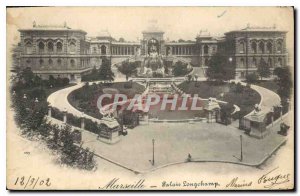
top-left (68, 82), bottom-right (146, 119)
top-left (178, 81), bottom-right (261, 117)
top-left (252, 80), bottom-right (279, 94)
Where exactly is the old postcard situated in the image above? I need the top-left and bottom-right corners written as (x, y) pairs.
top-left (6, 6), bottom-right (294, 190)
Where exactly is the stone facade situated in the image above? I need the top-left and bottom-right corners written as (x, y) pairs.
top-left (17, 22), bottom-right (288, 81)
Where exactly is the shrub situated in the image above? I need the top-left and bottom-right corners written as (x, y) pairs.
top-left (246, 73), bottom-right (258, 84)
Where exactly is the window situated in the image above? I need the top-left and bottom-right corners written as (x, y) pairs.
top-left (57, 59), bottom-right (62, 66)
top-left (266, 42), bottom-right (272, 54)
top-left (253, 58), bottom-right (257, 67)
top-left (70, 59), bottom-right (75, 67)
top-left (38, 42), bottom-right (45, 53)
top-left (26, 59), bottom-right (31, 64)
top-left (101, 45), bottom-right (107, 55)
top-left (239, 41), bottom-right (245, 53)
top-left (276, 41), bottom-right (283, 53)
top-left (278, 58), bottom-right (283, 67)
top-left (203, 45), bottom-right (209, 55)
top-left (69, 42), bottom-right (76, 53)
top-left (49, 59), bottom-right (53, 66)
top-left (48, 42), bottom-right (54, 52)
top-left (93, 47), bottom-right (97, 54)
top-left (57, 42), bottom-right (63, 53)
top-left (251, 42), bottom-right (257, 53)
top-left (39, 59), bottom-right (44, 65)
top-left (241, 72), bottom-right (245, 78)
top-left (268, 58), bottom-right (272, 67)
top-left (204, 58), bottom-right (209, 66)
top-left (25, 41), bottom-right (33, 54)
top-left (240, 58), bottom-right (245, 67)
top-left (259, 41), bottom-right (265, 53)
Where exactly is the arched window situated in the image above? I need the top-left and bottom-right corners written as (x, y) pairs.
top-left (203, 45), bottom-right (209, 54)
top-left (39, 59), bottom-right (44, 66)
top-left (70, 59), bottom-right (75, 67)
top-left (240, 58), bottom-right (245, 67)
top-left (266, 42), bottom-right (272, 54)
top-left (259, 41), bottom-right (265, 53)
top-left (253, 58), bottom-right (257, 67)
top-left (238, 41), bottom-right (245, 53)
top-left (69, 42), bottom-right (76, 53)
top-left (268, 58), bottom-right (272, 67)
top-left (26, 59), bottom-right (31, 65)
top-left (260, 58), bottom-right (266, 66)
top-left (57, 59), bottom-right (62, 66)
top-left (48, 42), bottom-right (54, 52)
top-left (57, 42), bottom-right (63, 53)
top-left (25, 41), bottom-right (33, 54)
top-left (204, 58), bottom-right (209, 66)
top-left (101, 45), bottom-right (106, 55)
top-left (38, 42), bottom-right (45, 53)
top-left (276, 41), bottom-right (282, 53)
top-left (278, 58), bottom-right (283, 67)
top-left (251, 42), bottom-right (257, 53)
top-left (49, 59), bottom-right (53, 66)
top-left (93, 47), bottom-right (97, 54)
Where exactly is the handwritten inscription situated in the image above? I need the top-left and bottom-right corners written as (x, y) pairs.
top-left (258, 167), bottom-right (290, 189)
top-left (226, 177), bottom-right (252, 188)
top-left (14, 176), bottom-right (51, 189)
top-left (100, 178), bottom-right (145, 190)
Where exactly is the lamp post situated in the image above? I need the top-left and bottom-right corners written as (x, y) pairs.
top-left (233, 135), bottom-right (243, 162)
top-left (278, 104), bottom-right (283, 120)
top-left (270, 107), bottom-right (274, 127)
top-left (240, 135), bottom-right (243, 162)
top-left (152, 139), bottom-right (155, 166)
top-left (228, 57), bottom-right (233, 80)
top-left (287, 98), bottom-right (290, 111)
top-left (149, 138), bottom-right (155, 166)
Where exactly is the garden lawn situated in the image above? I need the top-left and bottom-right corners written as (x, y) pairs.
top-left (68, 82), bottom-right (145, 119)
top-left (252, 80), bottom-right (279, 94)
top-left (178, 81), bottom-right (261, 116)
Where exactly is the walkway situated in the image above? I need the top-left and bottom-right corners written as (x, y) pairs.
top-left (239, 81), bottom-right (281, 115)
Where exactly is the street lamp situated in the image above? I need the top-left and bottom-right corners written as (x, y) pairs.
top-left (233, 135), bottom-right (243, 162)
top-left (149, 138), bottom-right (155, 166)
top-left (270, 107), bottom-right (274, 127)
top-left (278, 104), bottom-right (283, 120)
top-left (287, 98), bottom-right (290, 111)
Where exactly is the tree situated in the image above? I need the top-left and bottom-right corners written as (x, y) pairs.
top-left (274, 66), bottom-right (293, 99)
top-left (98, 57), bottom-right (115, 81)
top-left (172, 61), bottom-right (189, 77)
top-left (118, 60), bottom-right (138, 81)
top-left (257, 60), bottom-right (271, 80)
top-left (206, 53), bottom-right (235, 82)
top-left (246, 73), bottom-right (259, 84)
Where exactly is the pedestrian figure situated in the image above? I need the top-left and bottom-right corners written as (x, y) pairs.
top-left (187, 153), bottom-right (192, 162)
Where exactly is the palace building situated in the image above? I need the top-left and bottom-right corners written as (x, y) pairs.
top-left (17, 21), bottom-right (288, 82)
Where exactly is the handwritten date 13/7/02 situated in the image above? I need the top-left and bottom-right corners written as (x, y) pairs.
top-left (14, 176), bottom-right (51, 189)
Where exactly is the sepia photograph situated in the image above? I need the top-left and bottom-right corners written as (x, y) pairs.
top-left (6, 6), bottom-right (295, 191)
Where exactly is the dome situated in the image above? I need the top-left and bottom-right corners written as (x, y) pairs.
top-left (97, 30), bottom-right (111, 38)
